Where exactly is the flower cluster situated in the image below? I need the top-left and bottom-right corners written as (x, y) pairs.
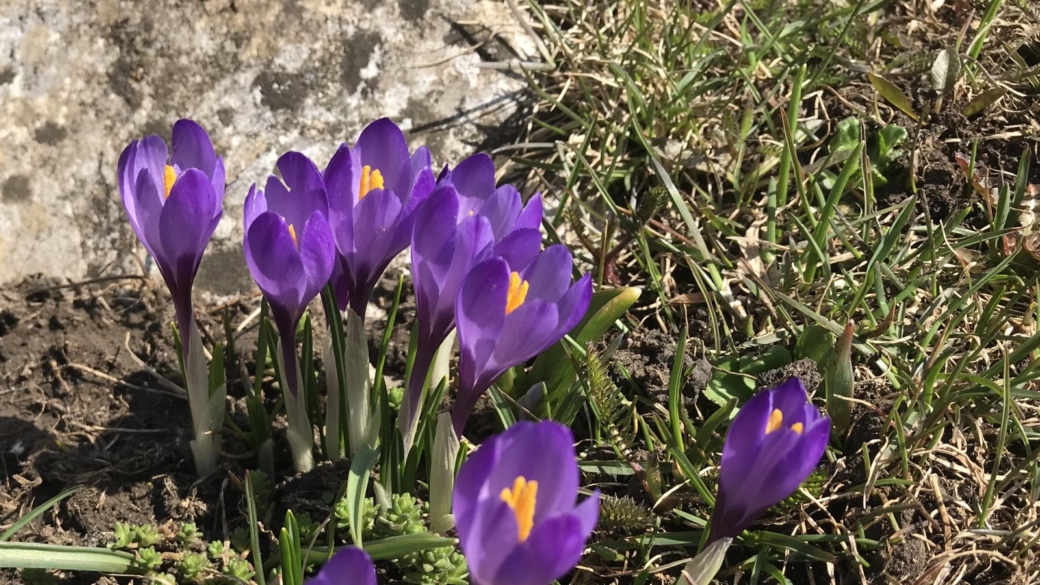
top-left (118, 118), bottom-right (592, 474)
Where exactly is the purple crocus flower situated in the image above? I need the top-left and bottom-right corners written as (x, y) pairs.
top-left (454, 420), bottom-right (599, 585)
top-left (117, 119), bottom-right (224, 344)
top-left (307, 547), bottom-right (375, 585)
top-left (707, 377), bottom-right (829, 544)
top-left (243, 151), bottom-right (336, 394)
top-left (451, 246), bottom-right (592, 434)
top-left (324, 118), bottom-right (436, 317)
top-left (400, 155), bottom-right (543, 444)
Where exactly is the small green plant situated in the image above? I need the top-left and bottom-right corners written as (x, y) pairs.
top-left (176, 522), bottom-right (201, 545)
top-left (109, 522), bottom-right (135, 550)
top-left (375, 493), bottom-right (427, 538)
top-left (229, 526), bottom-right (251, 554)
top-left (175, 551), bottom-right (210, 583)
top-left (135, 546), bottom-right (163, 571)
top-left (402, 545), bottom-right (468, 585)
top-left (223, 557), bottom-right (256, 581)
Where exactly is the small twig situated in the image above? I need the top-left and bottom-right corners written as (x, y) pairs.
top-left (67, 421), bottom-right (170, 434)
top-left (123, 332), bottom-right (186, 395)
top-left (67, 362), bottom-right (185, 400)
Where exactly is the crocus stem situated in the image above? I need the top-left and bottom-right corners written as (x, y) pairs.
top-left (324, 336), bottom-right (344, 461)
top-left (429, 412), bottom-right (459, 534)
top-left (184, 318), bottom-right (225, 476)
top-left (401, 331), bottom-right (455, 456)
top-left (276, 337), bottom-right (314, 473)
top-left (344, 308), bottom-right (373, 457)
top-left (678, 538), bottom-right (732, 585)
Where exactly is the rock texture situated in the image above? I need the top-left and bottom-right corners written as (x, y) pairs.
top-left (0, 0), bottom-right (535, 298)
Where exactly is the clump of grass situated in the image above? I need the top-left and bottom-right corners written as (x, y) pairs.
top-left (510, 0), bottom-right (1040, 581)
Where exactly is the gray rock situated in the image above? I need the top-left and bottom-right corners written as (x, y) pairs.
top-left (0, 0), bottom-right (534, 300)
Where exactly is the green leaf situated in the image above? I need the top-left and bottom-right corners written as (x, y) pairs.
top-left (868, 73), bottom-right (919, 122)
top-left (929, 48), bottom-right (960, 95)
top-left (279, 511), bottom-right (303, 585)
top-left (824, 322), bottom-right (856, 438)
top-left (245, 471), bottom-right (266, 585)
top-left (832, 117), bottom-right (859, 153)
top-left (0, 488), bottom-right (77, 542)
top-left (876, 124), bottom-right (908, 166)
top-left (346, 445), bottom-right (380, 546)
top-left (308, 534), bottom-right (458, 561)
top-left (0, 543), bottom-right (135, 573)
top-left (705, 346), bottom-right (792, 408)
top-left (961, 87), bottom-right (1007, 119)
top-left (795, 324), bottom-right (835, 367)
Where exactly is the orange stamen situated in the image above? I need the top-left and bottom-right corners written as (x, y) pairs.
top-left (359, 165), bottom-right (384, 200)
top-left (505, 271), bottom-right (529, 315)
top-left (500, 476), bottom-right (538, 542)
top-left (163, 165), bottom-right (177, 199)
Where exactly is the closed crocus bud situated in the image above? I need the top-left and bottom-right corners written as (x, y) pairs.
top-left (324, 118), bottom-right (435, 318)
top-left (451, 246), bottom-right (591, 434)
top-left (454, 421), bottom-right (599, 585)
top-left (707, 377), bottom-right (829, 544)
top-left (307, 547), bottom-right (376, 585)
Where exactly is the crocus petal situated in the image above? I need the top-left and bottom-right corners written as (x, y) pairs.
top-left (758, 419), bottom-right (829, 507)
top-left (722, 385), bottom-right (773, 459)
top-left (306, 547), bottom-right (376, 585)
top-left (347, 189), bottom-right (404, 308)
top-left (512, 194), bottom-right (543, 232)
top-left (574, 491), bottom-right (601, 536)
top-left (523, 245), bottom-right (574, 302)
top-left (493, 228), bottom-right (541, 272)
top-left (490, 513), bottom-right (587, 585)
top-left (398, 146), bottom-right (436, 212)
top-left (492, 299), bottom-right (560, 367)
top-left (452, 430), bottom-right (500, 540)
top-left (130, 168), bottom-right (165, 258)
top-left (356, 117), bottom-right (410, 190)
top-left (476, 185), bottom-right (522, 240)
top-left (244, 212), bottom-right (305, 313)
top-left (297, 210), bottom-right (336, 304)
top-left (120, 137), bottom-right (169, 246)
top-left (211, 156), bottom-right (227, 209)
top-left (324, 143), bottom-right (361, 216)
top-left (243, 184), bottom-right (269, 232)
top-left (158, 169), bottom-right (219, 277)
top-left (554, 274), bottom-right (593, 334)
top-left (170, 119), bottom-right (217, 177)
top-left (450, 153), bottom-right (497, 215)
top-left (278, 151), bottom-right (326, 196)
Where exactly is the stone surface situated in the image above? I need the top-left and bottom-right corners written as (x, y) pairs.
top-left (0, 0), bottom-right (536, 299)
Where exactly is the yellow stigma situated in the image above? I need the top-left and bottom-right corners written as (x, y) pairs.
top-left (791, 422), bottom-right (804, 435)
top-left (765, 408), bottom-right (783, 434)
top-left (500, 476), bottom-right (538, 542)
top-left (505, 271), bottom-right (529, 315)
top-left (163, 165), bottom-right (177, 199)
top-left (359, 165), bottom-right (384, 200)
top-left (288, 223), bottom-right (299, 248)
